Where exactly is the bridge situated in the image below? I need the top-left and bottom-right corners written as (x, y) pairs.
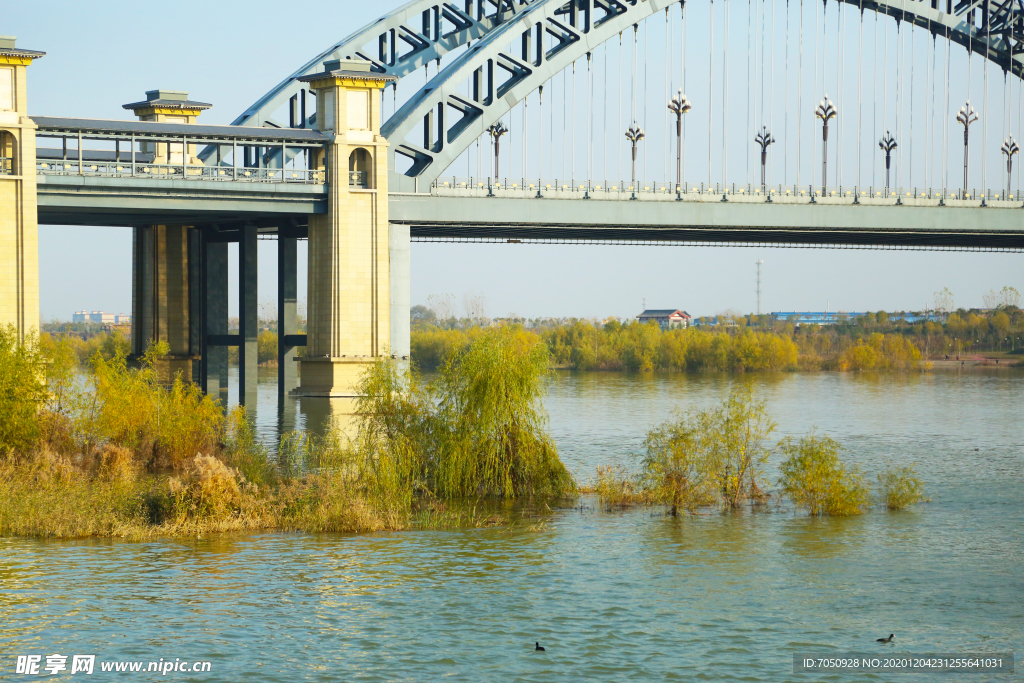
top-left (2, 0), bottom-right (1023, 408)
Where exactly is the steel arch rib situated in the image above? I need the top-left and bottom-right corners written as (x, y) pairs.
top-left (222, 0), bottom-right (534, 132)
top-left (381, 0), bottom-right (1024, 189)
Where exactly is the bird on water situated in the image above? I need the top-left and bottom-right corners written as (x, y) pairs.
top-left (877, 634), bottom-right (894, 643)
top-left (535, 642), bottom-right (546, 652)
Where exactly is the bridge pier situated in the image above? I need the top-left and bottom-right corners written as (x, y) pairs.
top-left (130, 224), bottom-right (196, 382)
top-left (294, 60), bottom-right (397, 401)
top-left (278, 231), bottom-right (299, 397)
top-left (0, 38), bottom-right (44, 341)
top-left (389, 223), bottom-right (410, 360)
top-left (199, 231), bottom-right (228, 404)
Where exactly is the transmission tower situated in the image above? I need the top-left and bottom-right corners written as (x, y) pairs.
top-left (755, 260), bottom-right (764, 315)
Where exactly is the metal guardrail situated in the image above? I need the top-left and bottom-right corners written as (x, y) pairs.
top-left (36, 159), bottom-right (325, 183)
top-left (430, 178), bottom-right (1024, 206)
top-left (349, 170), bottom-right (369, 187)
top-left (0, 157), bottom-right (12, 175)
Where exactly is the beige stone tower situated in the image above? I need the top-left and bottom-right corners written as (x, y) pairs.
top-left (123, 90), bottom-right (211, 381)
top-left (0, 37), bottom-right (44, 341)
top-left (297, 60), bottom-right (396, 397)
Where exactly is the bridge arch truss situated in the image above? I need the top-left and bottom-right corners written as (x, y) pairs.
top-left (231, 0), bottom-right (1024, 188)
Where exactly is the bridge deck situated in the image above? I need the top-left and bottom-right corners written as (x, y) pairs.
top-left (389, 193), bottom-right (1024, 249)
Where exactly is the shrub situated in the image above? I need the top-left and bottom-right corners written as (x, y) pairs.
top-left (223, 406), bottom-right (275, 488)
top-left (778, 434), bottom-right (871, 516)
top-left (0, 326), bottom-right (48, 458)
top-left (877, 465), bottom-right (928, 510)
top-left (593, 465), bottom-right (650, 509)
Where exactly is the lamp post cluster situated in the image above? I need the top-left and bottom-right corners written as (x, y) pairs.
top-left (595, 92), bottom-right (1008, 203)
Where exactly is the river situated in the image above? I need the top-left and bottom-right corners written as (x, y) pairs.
top-left (1, 369), bottom-right (1021, 681)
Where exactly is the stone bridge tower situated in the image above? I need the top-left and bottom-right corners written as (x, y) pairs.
top-left (0, 37), bottom-right (44, 341)
top-left (297, 59), bottom-right (396, 400)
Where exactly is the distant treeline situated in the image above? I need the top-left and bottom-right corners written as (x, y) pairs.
top-left (411, 305), bottom-right (1024, 372)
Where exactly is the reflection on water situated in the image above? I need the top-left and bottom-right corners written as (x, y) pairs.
top-left (1, 370), bottom-right (1021, 681)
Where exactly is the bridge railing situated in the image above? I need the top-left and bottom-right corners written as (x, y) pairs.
top-left (0, 157), bottom-right (11, 175)
top-left (430, 178), bottom-right (1022, 206)
top-left (35, 158), bottom-right (326, 184)
top-left (32, 117), bottom-right (329, 185)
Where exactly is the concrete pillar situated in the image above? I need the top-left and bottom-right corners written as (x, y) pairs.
top-left (389, 223), bottom-right (410, 359)
top-left (200, 232), bottom-right (228, 403)
top-left (296, 59), bottom-right (397, 399)
top-left (130, 224), bottom-right (194, 382)
top-left (124, 89), bottom-right (211, 382)
top-left (278, 233), bottom-right (298, 396)
top-left (238, 225), bottom-right (258, 407)
top-left (0, 38), bottom-right (44, 342)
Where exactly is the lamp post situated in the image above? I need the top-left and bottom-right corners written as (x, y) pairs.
top-left (485, 120), bottom-right (505, 193)
top-left (625, 122), bottom-right (645, 199)
top-left (815, 95), bottom-right (837, 196)
top-left (957, 101), bottom-right (978, 199)
top-left (878, 131), bottom-right (897, 194)
top-left (667, 90), bottom-right (691, 198)
top-left (754, 125), bottom-right (775, 197)
top-left (1001, 136), bottom-right (1018, 199)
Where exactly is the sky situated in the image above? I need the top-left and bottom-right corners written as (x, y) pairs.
top-left (9, 0), bottom-right (1022, 322)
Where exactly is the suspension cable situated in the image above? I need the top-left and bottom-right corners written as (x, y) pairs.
top-left (943, 25), bottom-right (950, 197)
top-left (682, 2), bottom-right (687, 185)
top-left (588, 52), bottom-right (593, 186)
top-left (665, 8), bottom-right (671, 186)
top-left (838, 0), bottom-right (845, 189)
top-left (709, 1), bottom-right (714, 186)
top-left (619, 31), bottom-right (623, 185)
top-left (897, 0), bottom-right (906, 192)
top-left (643, 19), bottom-right (649, 187)
top-left (983, 8), bottom-right (989, 198)
top-left (769, 0), bottom-right (776, 186)
top-left (857, 0), bottom-right (863, 191)
top-left (572, 59), bottom-right (576, 184)
top-left (798, 0), bottom-right (803, 188)
top-left (785, 0), bottom-right (791, 185)
top-left (748, 0), bottom-right (753, 185)
top-left (723, 0), bottom-right (730, 187)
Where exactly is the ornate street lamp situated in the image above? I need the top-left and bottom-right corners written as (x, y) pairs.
top-left (667, 90), bottom-right (691, 198)
top-left (878, 131), bottom-right (897, 194)
top-left (1001, 136), bottom-right (1018, 199)
top-left (625, 122), bottom-right (645, 199)
top-left (957, 101), bottom-right (978, 198)
top-left (815, 95), bottom-right (838, 196)
top-left (754, 125), bottom-right (775, 195)
top-left (486, 121), bottom-right (508, 181)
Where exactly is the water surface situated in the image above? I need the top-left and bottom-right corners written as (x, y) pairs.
top-left (2, 370), bottom-right (1021, 681)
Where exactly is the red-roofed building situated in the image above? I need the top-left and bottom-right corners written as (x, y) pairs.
top-left (637, 309), bottom-right (692, 330)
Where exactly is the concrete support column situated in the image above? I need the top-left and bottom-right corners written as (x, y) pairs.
top-left (200, 231), bottom-right (228, 403)
top-left (130, 223), bottom-right (194, 382)
top-left (238, 224), bottom-right (258, 407)
top-left (0, 39), bottom-right (44, 341)
top-left (389, 223), bottom-right (410, 359)
top-left (278, 234), bottom-right (298, 396)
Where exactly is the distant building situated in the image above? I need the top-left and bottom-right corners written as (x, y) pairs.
top-left (637, 309), bottom-right (692, 329)
top-left (770, 311), bottom-right (941, 325)
top-left (72, 310), bottom-right (130, 324)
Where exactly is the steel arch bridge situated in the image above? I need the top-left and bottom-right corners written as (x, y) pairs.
top-left (230, 0), bottom-right (1024, 191)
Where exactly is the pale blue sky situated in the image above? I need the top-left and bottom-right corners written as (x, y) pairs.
top-left (9, 0), bottom-right (1021, 321)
